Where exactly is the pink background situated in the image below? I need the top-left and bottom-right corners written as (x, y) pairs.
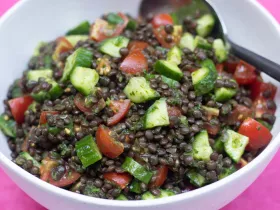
top-left (0, 0), bottom-right (280, 209)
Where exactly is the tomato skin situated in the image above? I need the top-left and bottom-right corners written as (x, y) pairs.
top-left (250, 78), bottom-right (277, 100)
top-left (224, 60), bottom-right (239, 73)
top-left (227, 105), bottom-right (253, 125)
top-left (96, 125), bottom-right (124, 158)
top-left (53, 37), bottom-right (73, 62)
top-left (90, 13), bottom-right (129, 42)
top-left (149, 165), bottom-right (168, 188)
top-left (152, 14), bottom-right (173, 28)
top-left (204, 122), bottom-right (220, 136)
top-left (103, 172), bottom-right (132, 189)
top-left (40, 157), bottom-right (81, 187)
top-left (252, 97), bottom-right (276, 118)
top-left (108, 100), bottom-right (131, 126)
top-left (8, 96), bottom-right (33, 124)
top-left (39, 111), bottom-right (59, 125)
top-left (128, 41), bottom-right (149, 52)
top-left (119, 51), bottom-right (148, 74)
top-left (234, 60), bottom-right (257, 85)
top-left (238, 117), bottom-right (272, 151)
top-left (74, 93), bottom-right (92, 113)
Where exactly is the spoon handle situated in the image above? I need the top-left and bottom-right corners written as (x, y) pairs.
top-left (228, 40), bottom-right (280, 82)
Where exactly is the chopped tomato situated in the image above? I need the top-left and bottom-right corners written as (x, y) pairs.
top-left (152, 14), bottom-right (173, 28)
top-left (238, 158), bottom-right (248, 168)
top-left (39, 111), bottom-right (59, 125)
top-left (167, 106), bottom-right (182, 117)
top-left (224, 59), bottom-right (239, 73)
top-left (149, 165), bottom-right (168, 188)
top-left (53, 37), bottom-right (73, 62)
top-left (204, 122), bottom-right (220, 136)
top-left (234, 60), bottom-right (257, 85)
top-left (250, 78), bottom-right (277, 100)
top-left (216, 63), bottom-right (224, 74)
top-left (128, 41), bottom-right (149, 52)
top-left (90, 13), bottom-right (129, 42)
top-left (74, 93), bottom-right (106, 114)
top-left (40, 157), bottom-right (81, 187)
top-left (238, 117), bottom-right (272, 151)
top-left (8, 96), bottom-right (33, 124)
top-left (96, 125), bottom-right (124, 158)
top-left (103, 172), bottom-right (132, 189)
top-left (119, 51), bottom-right (148, 74)
top-left (108, 100), bottom-right (131, 126)
top-left (227, 105), bottom-right (253, 125)
top-left (153, 25), bottom-right (182, 48)
top-left (252, 97), bottom-right (276, 118)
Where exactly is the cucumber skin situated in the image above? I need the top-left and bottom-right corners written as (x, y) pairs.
top-left (187, 170), bottom-right (206, 187)
top-left (196, 14), bottom-right (215, 37)
top-left (66, 21), bottom-right (91, 35)
top-left (0, 115), bottom-right (16, 138)
top-left (192, 59), bottom-right (218, 96)
top-left (215, 87), bottom-right (237, 102)
top-left (213, 39), bottom-right (228, 63)
top-left (61, 48), bottom-right (93, 82)
top-left (154, 60), bottom-right (183, 81)
top-left (32, 80), bottom-right (63, 102)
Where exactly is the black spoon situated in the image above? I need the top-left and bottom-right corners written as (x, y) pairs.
top-left (139, 0), bottom-right (280, 82)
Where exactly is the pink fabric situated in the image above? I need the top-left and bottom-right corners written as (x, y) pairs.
top-left (0, 0), bottom-right (279, 209)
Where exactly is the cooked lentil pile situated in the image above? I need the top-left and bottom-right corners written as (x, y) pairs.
top-left (0, 11), bottom-right (277, 200)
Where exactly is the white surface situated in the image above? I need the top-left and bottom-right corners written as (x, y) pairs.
top-left (0, 0), bottom-right (280, 210)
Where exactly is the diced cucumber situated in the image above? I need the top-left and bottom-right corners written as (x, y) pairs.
top-left (213, 39), bottom-right (228, 63)
top-left (194, 36), bottom-right (212, 50)
top-left (215, 87), bottom-right (237, 102)
top-left (167, 46), bottom-right (182, 65)
top-left (66, 21), bottom-right (91, 35)
top-left (99, 36), bottom-right (129, 58)
top-left (19, 152), bottom-right (41, 167)
top-left (196, 14), bottom-right (215, 37)
top-left (70, 67), bottom-right (99, 95)
top-left (61, 48), bottom-right (93, 82)
top-left (202, 106), bottom-right (220, 117)
top-left (141, 190), bottom-right (175, 200)
top-left (44, 55), bottom-right (52, 69)
top-left (144, 98), bottom-right (170, 129)
top-left (161, 75), bottom-right (180, 89)
top-left (218, 165), bottom-right (237, 180)
top-left (179, 32), bottom-right (195, 51)
top-left (130, 179), bottom-right (141, 194)
top-left (32, 79), bottom-right (63, 102)
top-left (75, 135), bottom-right (102, 167)
top-left (33, 42), bottom-right (46, 56)
top-left (187, 170), bottom-right (206, 187)
top-left (154, 60), bottom-right (183, 81)
top-left (121, 157), bottom-right (153, 184)
top-left (126, 19), bottom-right (138, 31)
top-left (116, 194), bottom-right (128, 200)
top-left (27, 69), bottom-right (53, 82)
top-left (107, 13), bottom-right (124, 25)
top-left (193, 130), bottom-right (213, 161)
top-left (213, 137), bottom-right (224, 153)
top-left (191, 59), bottom-right (217, 96)
top-left (0, 115), bottom-right (16, 138)
top-left (66, 35), bottom-right (89, 47)
top-left (224, 130), bottom-right (249, 163)
top-left (124, 77), bottom-right (159, 103)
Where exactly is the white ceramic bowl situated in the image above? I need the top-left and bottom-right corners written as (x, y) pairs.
top-left (0, 0), bottom-right (280, 209)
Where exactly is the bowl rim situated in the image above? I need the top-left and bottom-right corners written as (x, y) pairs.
top-left (0, 0), bottom-right (280, 207)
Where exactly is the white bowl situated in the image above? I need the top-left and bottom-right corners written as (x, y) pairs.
top-left (0, 0), bottom-right (280, 209)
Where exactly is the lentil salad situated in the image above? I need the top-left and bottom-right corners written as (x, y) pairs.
top-left (0, 11), bottom-right (277, 200)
